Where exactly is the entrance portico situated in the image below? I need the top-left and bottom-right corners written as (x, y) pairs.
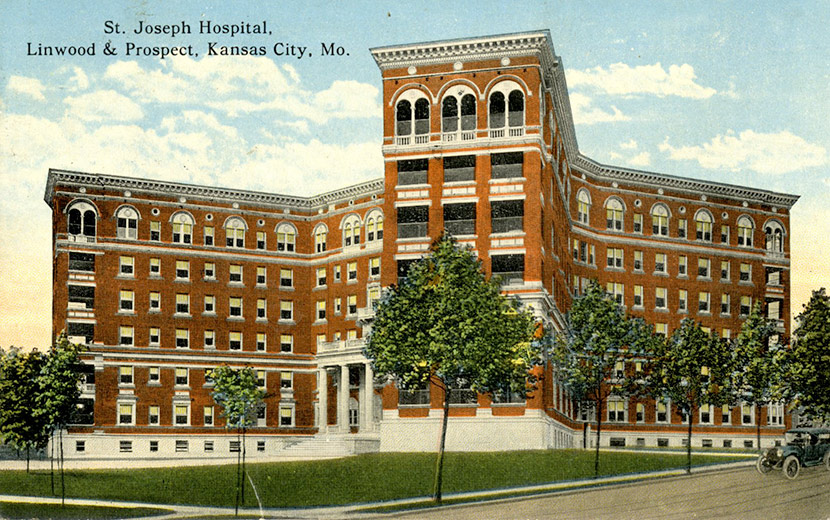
top-left (316, 338), bottom-right (378, 434)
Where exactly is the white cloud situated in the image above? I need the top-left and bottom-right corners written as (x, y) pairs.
top-left (628, 152), bottom-right (651, 167)
top-left (620, 139), bottom-right (638, 150)
top-left (567, 62), bottom-right (716, 99)
top-left (659, 130), bottom-right (827, 174)
top-left (68, 67), bottom-right (89, 91)
top-left (63, 90), bottom-right (144, 122)
top-left (569, 92), bottom-right (629, 125)
top-left (7, 75), bottom-right (46, 101)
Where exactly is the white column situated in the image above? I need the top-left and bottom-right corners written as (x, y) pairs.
top-left (317, 367), bottom-right (328, 434)
top-left (362, 363), bottom-right (374, 432)
top-left (339, 364), bottom-right (350, 432)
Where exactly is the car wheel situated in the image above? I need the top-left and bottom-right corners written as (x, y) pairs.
top-left (756, 455), bottom-right (773, 475)
top-left (782, 455), bottom-right (800, 480)
top-left (824, 451), bottom-right (830, 471)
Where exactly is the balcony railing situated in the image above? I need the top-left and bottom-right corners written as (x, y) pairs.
top-left (318, 338), bottom-right (366, 353)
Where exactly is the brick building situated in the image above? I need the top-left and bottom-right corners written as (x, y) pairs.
top-left (46, 30), bottom-right (798, 459)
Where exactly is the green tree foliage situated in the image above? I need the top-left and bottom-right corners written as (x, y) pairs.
top-left (0, 347), bottom-right (49, 472)
top-left (733, 302), bottom-right (783, 449)
top-left (646, 319), bottom-right (732, 473)
top-left (210, 364), bottom-right (267, 514)
top-left (366, 234), bottom-right (539, 502)
top-left (786, 288), bottom-right (830, 422)
top-left (554, 281), bottom-right (643, 477)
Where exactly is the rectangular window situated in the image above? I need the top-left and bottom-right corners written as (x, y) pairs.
top-left (119, 403), bottom-right (133, 425)
top-left (176, 293), bottom-right (189, 314)
top-left (698, 258), bottom-right (710, 278)
top-left (678, 219), bottom-right (687, 239)
top-left (204, 226), bottom-right (214, 246)
top-left (279, 406), bottom-right (294, 427)
top-left (334, 297), bottom-right (342, 315)
top-left (229, 264), bottom-right (242, 283)
top-left (229, 331), bottom-right (242, 350)
top-left (721, 405), bottom-right (731, 424)
top-left (656, 323), bottom-right (668, 336)
top-left (175, 367), bottom-right (188, 386)
top-left (633, 213), bottom-right (643, 234)
top-left (657, 401), bottom-right (668, 422)
top-left (698, 292), bottom-right (711, 313)
top-left (256, 266), bottom-right (266, 285)
top-left (256, 333), bottom-right (266, 351)
top-left (257, 370), bottom-right (266, 388)
top-left (633, 251), bottom-right (643, 271)
top-left (678, 290), bottom-right (688, 312)
top-left (149, 257), bottom-right (160, 276)
top-left (149, 405), bottom-right (160, 425)
top-left (608, 400), bottom-right (625, 422)
top-left (678, 255), bottom-right (687, 276)
top-left (174, 405), bottom-right (189, 425)
top-left (119, 256), bottom-right (134, 276)
top-left (119, 365), bottom-right (133, 384)
top-left (397, 159), bottom-right (428, 185)
top-left (444, 202), bottom-right (476, 236)
top-left (397, 205), bottom-right (429, 238)
top-left (256, 231), bottom-right (266, 250)
top-left (149, 292), bottom-right (160, 312)
top-left (742, 404), bottom-right (753, 425)
top-left (348, 294), bottom-right (357, 315)
top-left (491, 152), bottom-right (524, 179)
top-left (119, 290), bottom-right (134, 312)
top-left (281, 371), bottom-right (293, 389)
top-left (280, 301), bottom-right (293, 320)
top-left (229, 297), bottom-right (242, 317)
top-left (369, 286), bottom-right (381, 307)
top-left (443, 155), bottom-right (475, 183)
top-left (204, 330), bottom-right (215, 349)
top-left (334, 265), bottom-right (341, 282)
top-left (721, 225), bottom-right (730, 244)
top-left (257, 440), bottom-right (266, 452)
top-left (347, 261), bottom-right (358, 281)
top-left (69, 252), bottom-right (95, 272)
top-left (120, 326), bottom-right (134, 346)
top-left (149, 366), bottom-right (160, 383)
top-left (203, 406), bottom-right (214, 426)
top-left (740, 263), bottom-right (751, 282)
top-left (606, 248), bottom-right (623, 269)
top-left (655, 288), bottom-right (667, 310)
top-left (119, 440), bottom-right (133, 453)
top-left (317, 267), bottom-right (327, 286)
top-left (767, 403), bottom-right (784, 426)
top-left (280, 268), bottom-right (293, 287)
top-left (721, 261), bottom-right (730, 281)
top-left (740, 296), bottom-right (752, 317)
top-left (721, 294), bottom-right (731, 315)
top-left (633, 285), bottom-right (643, 307)
top-left (175, 329), bottom-right (189, 348)
top-left (150, 221), bottom-right (161, 241)
top-left (606, 282), bottom-right (624, 305)
top-left (204, 295), bottom-right (215, 314)
top-left (176, 260), bottom-right (190, 280)
top-left (280, 334), bottom-right (293, 353)
top-left (636, 403), bottom-right (645, 422)
top-left (491, 199), bottom-right (524, 234)
top-left (700, 405), bottom-right (713, 424)
top-left (257, 298), bottom-right (267, 319)
top-left (606, 206), bottom-right (623, 231)
top-left (655, 253), bottom-right (667, 274)
top-left (204, 262), bottom-right (215, 280)
top-left (172, 222), bottom-right (192, 244)
top-left (316, 300), bottom-right (326, 320)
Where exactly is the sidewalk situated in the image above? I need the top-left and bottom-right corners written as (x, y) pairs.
top-left (0, 458), bottom-right (755, 519)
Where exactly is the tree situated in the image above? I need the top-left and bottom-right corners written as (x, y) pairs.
top-left (0, 347), bottom-right (49, 472)
top-left (366, 234), bottom-right (539, 502)
top-left (38, 333), bottom-right (85, 503)
top-left (646, 319), bottom-right (732, 473)
top-left (733, 302), bottom-right (784, 450)
top-left (210, 365), bottom-right (266, 515)
top-left (554, 281), bottom-right (635, 478)
top-left (786, 288), bottom-right (830, 423)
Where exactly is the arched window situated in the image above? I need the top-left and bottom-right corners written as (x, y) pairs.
top-left (396, 99), bottom-right (411, 136)
top-left (489, 91), bottom-right (505, 128)
top-left (605, 198), bottom-right (624, 231)
top-left (442, 97), bottom-right (458, 133)
top-left (651, 204), bottom-right (670, 236)
top-left (395, 90), bottom-right (430, 145)
top-left (441, 90), bottom-right (476, 141)
top-left (314, 224), bottom-right (328, 253)
top-left (67, 201), bottom-right (97, 241)
top-left (764, 221), bottom-right (784, 253)
top-left (366, 211), bottom-right (384, 242)
top-left (276, 223), bottom-right (296, 252)
top-left (170, 211), bottom-right (194, 244)
top-left (488, 80), bottom-right (525, 136)
top-left (414, 99), bottom-right (429, 136)
top-left (695, 210), bottom-right (713, 242)
top-left (508, 90), bottom-right (524, 127)
top-left (576, 189), bottom-right (591, 225)
top-left (224, 217), bottom-right (246, 248)
top-left (737, 216), bottom-right (754, 247)
top-left (342, 214), bottom-right (362, 247)
top-left (115, 206), bottom-right (138, 240)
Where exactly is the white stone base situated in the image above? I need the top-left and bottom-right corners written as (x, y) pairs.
top-left (584, 429), bottom-right (785, 450)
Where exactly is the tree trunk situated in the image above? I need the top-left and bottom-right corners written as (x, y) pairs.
top-left (432, 382), bottom-right (450, 503)
top-left (26, 446), bottom-right (29, 473)
top-left (50, 432), bottom-right (55, 495)
top-left (234, 428), bottom-right (241, 516)
top-left (241, 426), bottom-right (246, 506)
top-left (594, 399), bottom-right (603, 478)
top-left (60, 428), bottom-right (65, 506)
top-left (756, 404), bottom-right (762, 451)
top-left (686, 406), bottom-right (693, 474)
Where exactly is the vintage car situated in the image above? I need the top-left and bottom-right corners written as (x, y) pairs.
top-left (756, 427), bottom-right (830, 479)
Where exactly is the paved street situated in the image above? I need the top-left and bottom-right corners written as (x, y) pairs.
top-left (386, 466), bottom-right (830, 520)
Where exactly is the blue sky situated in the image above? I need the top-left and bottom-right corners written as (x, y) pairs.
top-left (1, 0), bottom-right (828, 348)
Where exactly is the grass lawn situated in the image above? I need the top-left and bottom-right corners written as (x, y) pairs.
top-left (0, 450), bottom-right (746, 508)
top-left (0, 501), bottom-right (169, 519)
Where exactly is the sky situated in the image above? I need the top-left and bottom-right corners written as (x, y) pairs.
top-left (1, 0), bottom-right (828, 349)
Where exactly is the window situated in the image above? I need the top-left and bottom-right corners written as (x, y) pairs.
top-left (334, 297), bottom-right (342, 315)
top-left (655, 253), bottom-right (667, 274)
top-left (204, 330), bottom-right (215, 349)
top-left (346, 261), bottom-right (358, 281)
top-left (67, 202), bottom-right (97, 239)
top-left (605, 198), bottom-right (623, 231)
top-left (256, 370), bottom-right (266, 388)
top-left (606, 282), bottom-right (624, 305)
top-left (174, 404), bottom-right (189, 425)
top-left (314, 225), bottom-right (327, 252)
top-left (174, 260), bottom-right (189, 280)
top-left (115, 206), bottom-right (138, 239)
top-left (737, 216), bottom-right (754, 247)
top-left (489, 85), bottom-right (524, 133)
top-left (225, 217), bottom-right (246, 248)
top-left (636, 403), bottom-right (645, 422)
top-left (175, 329), bottom-right (189, 348)
top-left (678, 255), bottom-right (687, 277)
top-left (606, 248), bottom-right (623, 269)
top-left (442, 93), bottom-right (476, 139)
top-left (492, 254), bottom-right (524, 285)
top-left (280, 268), bottom-right (293, 288)
top-left (149, 292), bottom-right (161, 311)
top-left (257, 298), bottom-right (266, 319)
top-left (150, 221), bottom-right (161, 241)
top-left (721, 225), bottom-right (730, 244)
top-left (366, 212), bottom-right (384, 241)
top-left (740, 296), bottom-right (752, 317)
top-left (695, 211), bottom-right (713, 241)
top-left (175, 293), bottom-right (189, 314)
top-left (255, 332), bottom-right (266, 351)
top-left (229, 265), bottom-right (242, 283)
top-left (444, 202), bottom-right (476, 236)
top-left (697, 258), bottom-right (710, 279)
top-left (651, 204), bottom-right (669, 236)
top-left (764, 221), bottom-right (784, 253)
top-left (614, 361), bottom-right (625, 379)
top-left (281, 371), bottom-right (293, 389)
top-left (633, 251), bottom-right (643, 271)
top-left (229, 332), bottom-right (242, 350)
top-left (204, 295), bottom-right (215, 314)
top-left (678, 290), bottom-right (688, 312)
top-left (280, 301), bottom-right (293, 320)
top-left (229, 297), bottom-right (242, 317)
top-left (721, 293), bottom-right (731, 315)
top-left (334, 265), bottom-right (341, 282)
top-left (739, 263), bottom-right (752, 283)
top-left (633, 285), bottom-right (643, 307)
top-left (175, 367), bottom-right (188, 386)
top-left (118, 403), bottom-right (134, 425)
top-left (279, 406), bottom-right (294, 427)
top-left (347, 294), bottom-right (357, 315)
top-left (149, 328), bottom-right (160, 347)
top-left (204, 262), bottom-right (215, 280)
top-left (767, 268), bottom-right (782, 286)
top-left (276, 223), bottom-right (296, 252)
top-left (119, 290), bottom-right (134, 312)
top-left (120, 326), bottom-right (134, 346)
top-left (576, 190), bottom-right (591, 224)
top-left (395, 95), bottom-right (429, 143)
top-left (767, 402), bottom-right (784, 426)
top-left (678, 219), bottom-right (687, 239)
top-left (171, 212), bottom-right (194, 244)
top-left (700, 405), bottom-right (713, 424)
top-left (698, 292), bottom-right (711, 313)
top-left (204, 225), bottom-right (214, 246)
top-left (491, 199), bottom-right (524, 234)
top-left (368, 286), bottom-right (381, 307)
top-left (316, 267), bottom-right (327, 286)
top-left (204, 406), bottom-right (214, 426)
top-left (742, 404), bottom-right (754, 425)
top-left (316, 300), bottom-right (326, 320)
top-left (721, 405), bottom-right (731, 424)
top-left (76, 440), bottom-right (86, 452)
top-left (149, 366), bottom-right (160, 383)
top-left (721, 261), bottom-right (730, 281)
top-left (655, 323), bottom-right (668, 336)
top-left (397, 158), bottom-right (428, 185)
top-left (280, 334), bottom-right (293, 353)
top-left (767, 299), bottom-right (782, 320)
top-left (655, 288), bottom-right (667, 310)
top-left (633, 213), bottom-right (643, 234)
top-left (149, 257), bottom-right (160, 276)
top-left (256, 231), bottom-right (266, 250)
top-left (69, 252), bottom-right (95, 272)
top-left (119, 256), bottom-right (134, 276)
top-left (397, 205), bottom-right (428, 238)
top-left (119, 366), bottom-right (133, 384)
top-left (443, 156), bottom-right (476, 184)
top-left (369, 258), bottom-right (380, 278)
top-left (608, 400), bottom-right (625, 422)
top-left (656, 401), bottom-right (669, 422)
top-left (149, 405), bottom-right (159, 425)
